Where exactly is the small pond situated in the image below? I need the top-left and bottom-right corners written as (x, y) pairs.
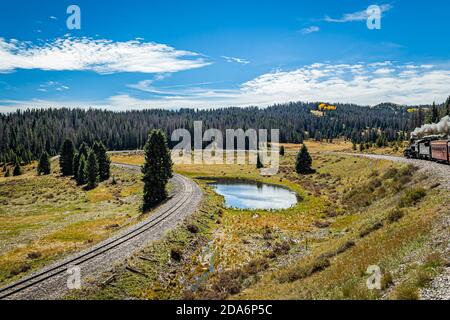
top-left (209, 179), bottom-right (300, 210)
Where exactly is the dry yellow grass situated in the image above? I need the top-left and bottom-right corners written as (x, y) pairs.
top-left (0, 161), bottom-right (144, 286)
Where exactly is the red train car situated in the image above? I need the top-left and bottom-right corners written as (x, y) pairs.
top-left (430, 140), bottom-right (450, 163)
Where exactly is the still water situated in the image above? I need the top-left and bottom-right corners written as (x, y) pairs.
top-left (210, 180), bottom-right (299, 210)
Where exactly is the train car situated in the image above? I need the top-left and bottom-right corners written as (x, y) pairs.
top-left (430, 140), bottom-right (449, 163)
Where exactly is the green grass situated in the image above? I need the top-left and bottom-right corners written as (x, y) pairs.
top-left (0, 161), bottom-right (145, 286)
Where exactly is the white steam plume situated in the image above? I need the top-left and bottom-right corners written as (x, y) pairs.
top-left (411, 116), bottom-right (450, 138)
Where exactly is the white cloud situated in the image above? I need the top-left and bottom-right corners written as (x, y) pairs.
top-left (300, 26), bottom-right (320, 34)
top-left (221, 56), bottom-right (250, 64)
top-left (38, 81), bottom-right (69, 92)
top-left (3, 61), bottom-right (450, 111)
top-left (373, 68), bottom-right (394, 75)
top-left (324, 4), bottom-right (392, 23)
top-left (0, 36), bottom-right (211, 74)
top-left (49, 16), bottom-right (57, 20)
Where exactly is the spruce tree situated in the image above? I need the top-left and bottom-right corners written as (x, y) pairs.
top-left (86, 151), bottom-right (99, 189)
top-left (142, 130), bottom-right (173, 211)
top-left (279, 146), bottom-right (285, 156)
top-left (76, 154), bottom-right (88, 185)
top-left (295, 144), bottom-right (312, 174)
top-left (59, 139), bottom-right (75, 176)
top-left (13, 161), bottom-right (22, 176)
top-left (443, 96), bottom-right (450, 117)
top-left (37, 152), bottom-right (51, 175)
top-left (256, 154), bottom-right (264, 169)
top-left (93, 141), bottom-right (111, 181)
top-left (73, 143), bottom-right (89, 180)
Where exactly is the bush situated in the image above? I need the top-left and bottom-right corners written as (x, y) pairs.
top-left (279, 257), bottom-right (331, 283)
top-left (398, 188), bottom-right (426, 208)
top-left (10, 263), bottom-right (31, 276)
top-left (244, 258), bottom-right (269, 275)
top-left (27, 251), bottom-right (42, 260)
top-left (186, 224), bottom-right (199, 234)
top-left (267, 241), bottom-right (291, 259)
top-left (314, 220), bottom-right (331, 228)
top-left (392, 284), bottom-right (419, 300)
top-left (387, 209), bottom-right (404, 223)
top-left (381, 271), bottom-right (394, 290)
top-left (212, 269), bottom-right (244, 296)
top-left (359, 222), bottom-right (383, 238)
top-left (170, 247), bottom-right (182, 262)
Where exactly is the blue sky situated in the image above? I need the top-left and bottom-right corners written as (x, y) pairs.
top-left (0, 0), bottom-right (449, 111)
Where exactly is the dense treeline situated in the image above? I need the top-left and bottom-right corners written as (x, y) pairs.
top-left (0, 98), bottom-right (449, 164)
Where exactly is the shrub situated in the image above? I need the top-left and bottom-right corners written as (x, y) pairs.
top-left (244, 258), bottom-right (269, 275)
top-left (381, 271), bottom-right (394, 290)
top-left (10, 263), bottom-right (31, 276)
top-left (398, 188), bottom-right (426, 208)
top-left (279, 257), bottom-right (331, 283)
top-left (392, 284), bottom-right (419, 300)
top-left (314, 220), bottom-right (331, 228)
top-left (359, 222), bottom-right (383, 238)
top-left (27, 251), bottom-right (42, 260)
top-left (387, 209), bottom-right (404, 223)
top-left (170, 247), bottom-right (182, 262)
top-left (212, 269), bottom-right (244, 296)
top-left (186, 224), bottom-right (199, 234)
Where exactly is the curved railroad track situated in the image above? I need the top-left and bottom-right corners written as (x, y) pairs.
top-left (0, 163), bottom-right (202, 300)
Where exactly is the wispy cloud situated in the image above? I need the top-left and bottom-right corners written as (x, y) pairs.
top-left (221, 56), bottom-right (250, 64)
top-left (324, 4), bottom-right (392, 23)
top-left (49, 16), bottom-right (57, 20)
top-left (3, 61), bottom-right (450, 111)
top-left (300, 26), bottom-right (320, 34)
top-left (0, 36), bottom-right (211, 74)
top-left (38, 81), bottom-right (69, 92)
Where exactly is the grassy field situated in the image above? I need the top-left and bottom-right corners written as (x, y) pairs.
top-left (0, 159), bottom-right (148, 287)
top-left (71, 140), bottom-right (447, 300)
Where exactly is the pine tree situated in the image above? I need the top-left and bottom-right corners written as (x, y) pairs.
top-left (93, 141), bottom-right (111, 181)
top-left (4, 168), bottom-right (11, 177)
top-left (13, 161), bottom-right (22, 176)
top-left (37, 152), bottom-right (51, 175)
top-left (442, 96), bottom-right (450, 117)
top-left (76, 154), bottom-right (88, 185)
top-left (359, 143), bottom-right (365, 152)
top-left (59, 139), bottom-right (75, 176)
top-left (296, 144), bottom-right (313, 174)
top-left (256, 154), bottom-right (264, 169)
top-left (142, 130), bottom-right (173, 211)
top-left (73, 143), bottom-right (89, 180)
top-left (279, 146), bottom-right (285, 156)
top-left (86, 151), bottom-right (99, 189)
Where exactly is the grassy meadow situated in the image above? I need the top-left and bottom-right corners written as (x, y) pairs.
top-left (66, 141), bottom-right (448, 300)
top-left (0, 159), bottom-right (148, 287)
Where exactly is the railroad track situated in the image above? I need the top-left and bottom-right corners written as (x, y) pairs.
top-left (0, 164), bottom-right (202, 300)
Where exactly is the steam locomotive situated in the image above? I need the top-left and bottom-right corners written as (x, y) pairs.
top-left (404, 135), bottom-right (450, 164)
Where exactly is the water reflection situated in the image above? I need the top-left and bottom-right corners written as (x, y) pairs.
top-left (210, 179), bottom-right (299, 210)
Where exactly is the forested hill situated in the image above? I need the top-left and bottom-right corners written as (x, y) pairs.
top-left (0, 100), bottom-right (444, 163)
